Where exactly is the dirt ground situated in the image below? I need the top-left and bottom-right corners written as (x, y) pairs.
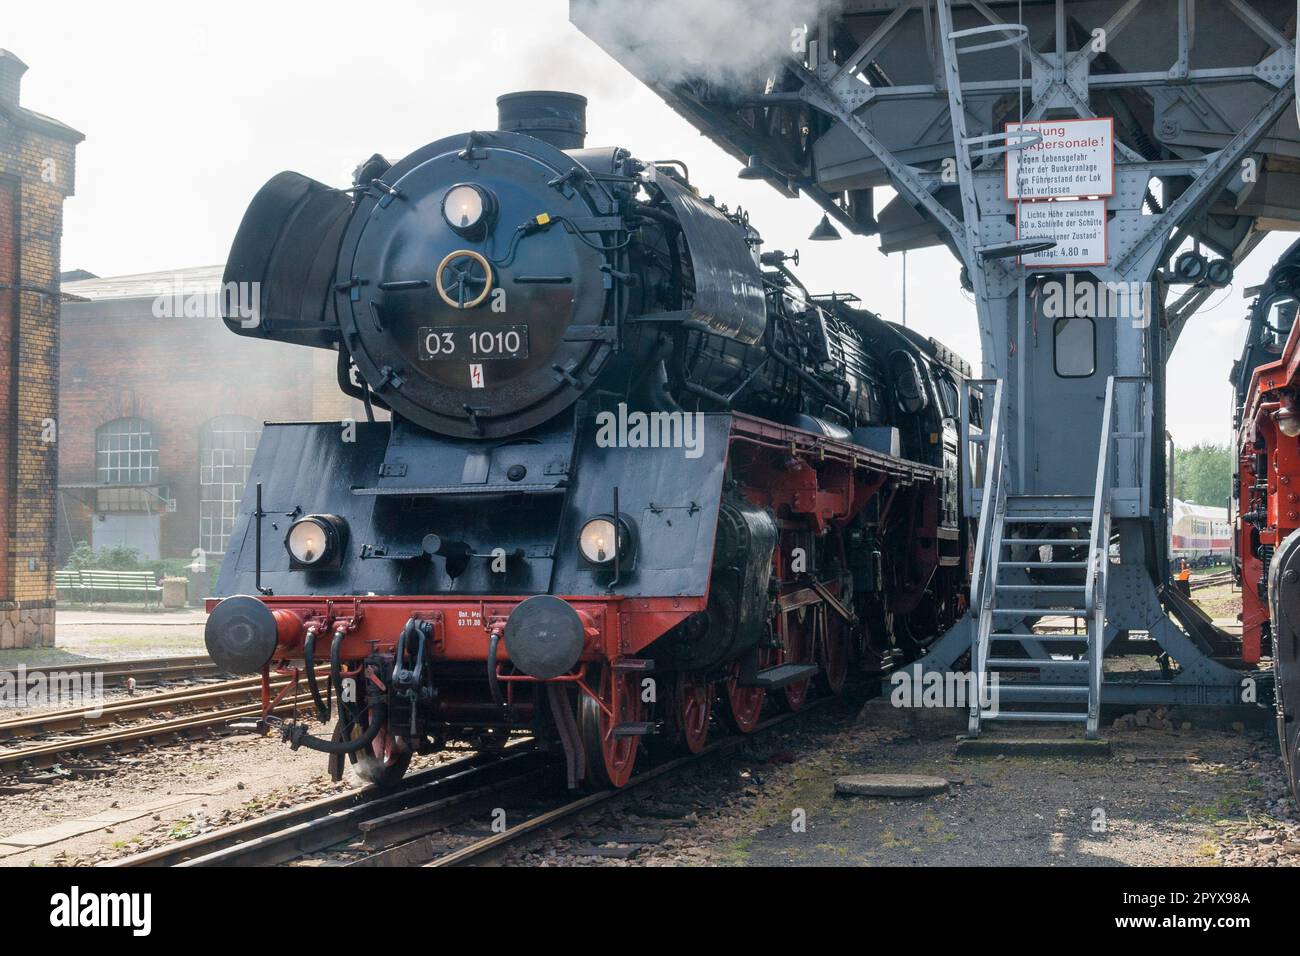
top-left (502, 699), bottom-right (1296, 867)
top-left (4, 583), bottom-right (1293, 868)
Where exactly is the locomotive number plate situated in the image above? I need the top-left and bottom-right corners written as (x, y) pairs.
top-left (418, 326), bottom-right (529, 361)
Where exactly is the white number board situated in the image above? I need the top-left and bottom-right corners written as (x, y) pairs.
top-left (1017, 199), bottom-right (1108, 268)
top-left (1005, 118), bottom-right (1114, 200)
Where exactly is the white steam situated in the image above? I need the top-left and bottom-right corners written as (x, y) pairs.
top-left (571, 0), bottom-right (838, 87)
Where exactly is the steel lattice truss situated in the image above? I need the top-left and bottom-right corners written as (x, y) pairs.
top-left (575, 0), bottom-right (1298, 341)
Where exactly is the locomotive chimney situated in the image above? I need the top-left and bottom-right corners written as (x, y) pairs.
top-left (496, 91), bottom-right (587, 150)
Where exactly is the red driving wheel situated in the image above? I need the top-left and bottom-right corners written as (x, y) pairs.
top-left (816, 606), bottom-right (851, 696)
top-left (780, 608), bottom-right (813, 712)
top-left (720, 656), bottom-right (767, 733)
top-left (579, 665), bottom-right (642, 788)
top-left (672, 670), bottom-right (713, 754)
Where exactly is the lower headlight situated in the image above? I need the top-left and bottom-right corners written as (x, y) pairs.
top-left (285, 514), bottom-right (347, 569)
top-left (579, 516), bottom-right (632, 566)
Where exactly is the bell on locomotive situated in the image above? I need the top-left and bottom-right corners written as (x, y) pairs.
top-left (206, 90), bottom-right (971, 790)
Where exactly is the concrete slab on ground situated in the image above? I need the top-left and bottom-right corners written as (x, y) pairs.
top-left (835, 773), bottom-right (950, 797)
top-left (956, 737), bottom-right (1113, 757)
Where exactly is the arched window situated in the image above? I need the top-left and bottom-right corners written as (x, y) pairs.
top-left (199, 415), bottom-right (261, 554)
top-left (96, 417), bottom-right (159, 485)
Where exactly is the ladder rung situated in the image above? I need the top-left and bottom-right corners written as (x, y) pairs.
top-left (979, 710), bottom-right (1089, 722)
top-left (985, 657), bottom-right (1088, 668)
top-left (999, 561), bottom-right (1088, 568)
top-left (1113, 432), bottom-right (1144, 439)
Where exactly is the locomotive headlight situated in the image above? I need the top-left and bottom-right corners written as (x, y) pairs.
top-left (579, 518), bottom-right (618, 564)
top-left (1276, 404), bottom-right (1300, 438)
top-left (285, 515), bottom-right (348, 569)
top-left (442, 184), bottom-right (495, 236)
top-left (578, 516), bottom-right (633, 566)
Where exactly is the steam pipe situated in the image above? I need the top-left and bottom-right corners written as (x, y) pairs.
top-left (285, 703), bottom-right (388, 755)
top-left (303, 626), bottom-right (330, 722)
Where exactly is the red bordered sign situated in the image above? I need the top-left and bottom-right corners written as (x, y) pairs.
top-left (1005, 117), bottom-right (1114, 201)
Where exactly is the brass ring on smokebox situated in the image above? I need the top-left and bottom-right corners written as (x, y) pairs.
top-left (435, 249), bottom-right (494, 310)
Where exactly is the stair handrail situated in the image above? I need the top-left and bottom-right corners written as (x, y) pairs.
top-left (967, 378), bottom-right (1006, 617)
top-left (967, 379), bottom-right (1006, 728)
top-left (1085, 377), bottom-right (1118, 611)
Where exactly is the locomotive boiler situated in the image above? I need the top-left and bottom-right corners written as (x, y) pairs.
top-left (205, 91), bottom-right (971, 788)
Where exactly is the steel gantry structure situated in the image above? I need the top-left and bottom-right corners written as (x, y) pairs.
top-left (574, 0), bottom-right (1300, 728)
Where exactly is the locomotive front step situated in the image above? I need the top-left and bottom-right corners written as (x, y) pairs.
top-left (612, 721), bottom-right (657, 737)
top-left (738, 663), bottom-right (821, 689)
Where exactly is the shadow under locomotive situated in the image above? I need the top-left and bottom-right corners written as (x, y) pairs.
top-left (205, 91), bottom-right (972, 789)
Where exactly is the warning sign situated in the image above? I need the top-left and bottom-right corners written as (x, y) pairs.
top-left (1005, 118), bottom-right (1114, 200)
top-left (1016, 199), bottom-right (1108, 268)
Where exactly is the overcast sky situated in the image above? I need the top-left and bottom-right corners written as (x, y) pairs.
top-left (5, 0), bottom-right (1291, 448)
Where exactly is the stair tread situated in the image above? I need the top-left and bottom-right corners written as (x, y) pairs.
top-left (1003, 515), bottom-right (1093, 523)
top-left (990, 607), bottom-right (1088, 615)
top-left (995, 584), bottom-right (1086, 590)
top-left (985, 657), bottom-right (1089, 667)
top-left (979, 711), bottom-right (1089, 722)
top-left (991, 684), bottom-right (1090, 695)
top-left (990, 633), bottom-right (1090, 641)
top-left (1001, 538), bottom-right (1090, 546)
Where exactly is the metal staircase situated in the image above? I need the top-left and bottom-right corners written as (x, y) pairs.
top-left (965, 376), bottom-right (1141, 740)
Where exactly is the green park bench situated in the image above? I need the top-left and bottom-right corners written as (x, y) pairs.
top-left (55, 568), bottom-right (162, 607)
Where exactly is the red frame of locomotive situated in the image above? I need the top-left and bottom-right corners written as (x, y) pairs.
top-left (1236, 320), bottom-right (1300, 664)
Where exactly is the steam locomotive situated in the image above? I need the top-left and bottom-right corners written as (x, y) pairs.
top-left (1231, 237), bottom-right (1300, 803)
top-left (205, 91), bottom-right (972, 788)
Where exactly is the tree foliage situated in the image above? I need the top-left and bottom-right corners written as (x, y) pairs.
top-left (1173, 443), bottom-right (1232, 509)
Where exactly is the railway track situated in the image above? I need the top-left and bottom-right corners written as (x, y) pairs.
top-left (1191, 571), bottom-right (1234, 592)
top-left (7, 655), bottom-right (222, 686)
top-left (0, 671), bottom-right (325, 772)
top-left (110, 702), bottom-right (824, 868)
top-left (0, 671), bottom-right (324, 743)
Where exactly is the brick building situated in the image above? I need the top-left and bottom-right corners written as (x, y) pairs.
top-left (56, 266), bottom-right (365, 567)
top-left (0, 50), bottom-right (81, 649)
